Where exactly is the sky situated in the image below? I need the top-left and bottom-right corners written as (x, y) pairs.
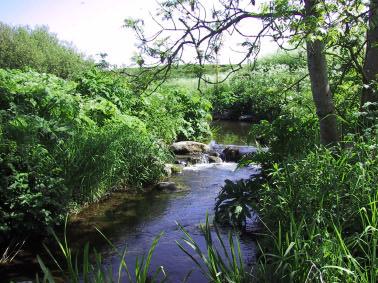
top-left (0, 0), bottom-right (278, 66)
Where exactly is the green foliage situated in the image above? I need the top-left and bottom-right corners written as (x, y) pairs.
top-left (250, 114), bottom-right (319, 165)
top-left (209, 52), bottom-right (309, 121)
top-left (37, 221), bottom-right (166, 283)
top-left (0, 69), bottom-right (79, 234)
top-left (172, 88), bottom-right (212, 141)
top-left (0, 67), bottom-right (213, 238)
top-left (135, 86), bottom-right (212, 143)
top-left (249, 135), bottom-right (378, 282)
top-left (0, 22), bottom-right (92, 78)
top-left (76, 68), bottom-right (136, 112)
top-left (214, 179), bottom-right (259, 229)
top-left (177, 215), bottom-right (252, 283)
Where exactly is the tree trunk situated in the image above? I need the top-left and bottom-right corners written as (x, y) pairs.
top-left (304, 0), bottom-right (339, 145)
top-left (361, 0), bottom-right (378, 108)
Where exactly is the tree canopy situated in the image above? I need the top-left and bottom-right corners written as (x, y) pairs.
top-left (126, 0), bottom-right (377, 145)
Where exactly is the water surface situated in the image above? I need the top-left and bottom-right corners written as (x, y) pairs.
top-left (4, 121), bottom-right (259, 282)
top-left (211, 121), bottom-right (255, 145)
top-left (68, 121), bottom-right (259, 282)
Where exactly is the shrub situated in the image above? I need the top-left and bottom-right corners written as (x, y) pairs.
top-left (0, 23), bottom-right (93, 79)
top-left (209, 52), bottom-right (309, 121)
top-left (249, 113), bottom-right (319, 165)
top-left (214, 179), bottom-right (260, 229)
top-left (0, 69), bottom-right (173, 237)
top-left (139, 86), bottom-right (212, 143)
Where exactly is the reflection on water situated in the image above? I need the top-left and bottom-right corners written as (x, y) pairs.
top-left (211, 121), bottom-right (255, 145)
top-left (4, 121), bottom-right (260, 283)
top-left (68, 163), bottom-right (259, 282)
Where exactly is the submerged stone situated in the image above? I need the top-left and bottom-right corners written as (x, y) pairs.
top-left (222, 145), bottom-right (257, 162)
top-left (154, 181), bottom-right (189, 193)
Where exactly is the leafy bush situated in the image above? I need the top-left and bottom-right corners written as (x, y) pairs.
top-left (250, 113), bottom-right (319, 165)
top-left (173, 88), bottom-right (212, 141)
top-left (138, 86), bottom-right (212, 143)
top-left (0, 63), bottom-right (214, 238)
top-left (0, 69), bottom-right (175, 237)
top-left (0, 22), bottom-right (92, 78)
top-left (214, 179), bottom-right (259, 229)
top-left (209, 52), bottom-right (308, 121)
top-left (75, 68), bottom-right (137, 112)
top-left (0, 69), bottom-right (80, 234)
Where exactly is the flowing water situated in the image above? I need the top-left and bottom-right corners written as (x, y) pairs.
top-left (4, 121), bottom-right (259, 282)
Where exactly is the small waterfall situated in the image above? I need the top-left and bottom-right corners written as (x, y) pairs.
top-left (200, 153), bottom-right (209, 164)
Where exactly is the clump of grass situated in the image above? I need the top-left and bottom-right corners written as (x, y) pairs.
top-left (0, 240), bottom-right (25, 264)
top-left (36, 218), bottom-right (166, 283)
top-left (254, 199), bottom-right (378, 283)
top-left (250, 140), bottom-right (378, 283)
top-left (176, 215), bottom-right (252, 283)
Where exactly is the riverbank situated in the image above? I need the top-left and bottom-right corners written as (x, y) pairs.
top-left (2, 121), bottom-right (261, 282)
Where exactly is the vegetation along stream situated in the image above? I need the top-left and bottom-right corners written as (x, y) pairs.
top-left (4, 122), bottom-right (260, 282)
top-left (64, 121), bottom-right (260, 283)
top-left (2, 1), bottom-right (378, 281)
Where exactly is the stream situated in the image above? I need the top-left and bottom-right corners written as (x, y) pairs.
top-left (5, 121), bottom-right (259, 282)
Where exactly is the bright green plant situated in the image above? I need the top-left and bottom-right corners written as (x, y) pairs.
top-left (254, 194), bottom-right (378, 283)
top-left (249, 113), bottom-right (319, 165)
top-left (0, 68), bottom-right (173, 237)
top-left (250, 132), bottom-right (378, 282)
top-left (36, 219), bottom-right (166, 283)
top-left (214, 179), bottom-right (259, 230)
top-left (177, 215), bottom-right (252, 283)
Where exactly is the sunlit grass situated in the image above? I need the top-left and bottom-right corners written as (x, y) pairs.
top-left (36, 218), bottom-right (166, 283)
top-left (0, 240), bottom-right (25, 265)
top-left (176, 214), bottom-right (253, 283)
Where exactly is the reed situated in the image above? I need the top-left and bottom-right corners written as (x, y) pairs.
top-left (36, 218), bottom-right (166, 283)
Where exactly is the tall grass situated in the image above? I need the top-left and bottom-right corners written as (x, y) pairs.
top-left (61, 124), bottom-right (169, 204)
top-left (250, 138), bottom-right (378, 283)
top-left (0, 240), bottom-right (25, 264)
top-left (177, 215), bottom-right (252, 283)
top-left (254, 197), bottom-right (378, 283)
top-left (36, 219), bottom-right (166, 283)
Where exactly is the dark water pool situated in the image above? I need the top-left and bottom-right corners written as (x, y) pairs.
top-left (210, 120), bottom-right (255, 145)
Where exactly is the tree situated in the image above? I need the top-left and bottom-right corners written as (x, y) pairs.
top-left (361, 0), bottom-right (378, 109)
top-left (125, 0), bottom-right (370, 145)
top-left (0, 22), bottom-right (92, 78)
top-left (304, 0), bottom-right (339, 144)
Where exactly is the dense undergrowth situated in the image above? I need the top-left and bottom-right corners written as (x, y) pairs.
top-left (34, 50), bottom-right (378, 283)
top-left (0, 27), bottom-right (212, 239)
top-left (0, 22), bottom-right (93, 79)
top-left (211, 53), bottom-right (378, 281)
top-left (2, 20), bottom-right (378, 283)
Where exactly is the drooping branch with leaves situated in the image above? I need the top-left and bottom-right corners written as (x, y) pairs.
top-left (125, 0), bottom-right (375, 145)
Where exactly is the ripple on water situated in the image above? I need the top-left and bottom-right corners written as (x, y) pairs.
top-left (79, 161), bottom-right (261, 283)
